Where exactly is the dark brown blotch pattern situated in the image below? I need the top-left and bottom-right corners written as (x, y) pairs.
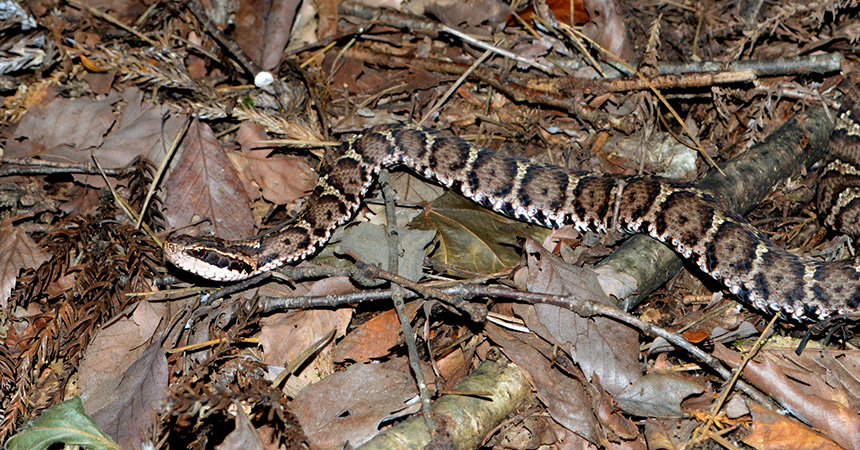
top-left (516, 165), bottom-right (570, 217)
top-left (571, 175), bottom-right (616, 230)
top-left (704, 221), bottom-right (758, 276)
top-left (326, 157), bottom-right (370, 204)
top-left (616, 178), bottom-right (661, 232)
top-left (468, 152), bottom-right (520, 198)
top-left (655, 191), bottom-right (715, 249)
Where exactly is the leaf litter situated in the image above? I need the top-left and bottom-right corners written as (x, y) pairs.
top-left (1, 0), bottom-right (860, 449)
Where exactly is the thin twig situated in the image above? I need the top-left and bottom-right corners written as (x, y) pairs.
top-left (338, 1), bottom-right (551, 73)
top-left (344, 46), bottom-right (629, 133)
top-left (694, 313), bottom-right (779, 445)
top-left (137, 115), bottom-right (191, 229)
top-left (379, 170), bottom-right (436, 434)
top-left (66, 0), bottom-right (160, 47)
top-left (90, 153), bottom-right (161, 246)
top-left (244, 278), bottom-right (772, 407)
top-left (438, 24), bottom-right (552, 73)
top-left (272, 328), bottom-right (337, 389)
top-left (184, 0), bottom-right (261, 75)
top-left (560, 23), bottom-right (723, 173)
top-left (419, 47), bottom-right (494, 126)
top-left (0, 158), bottom-right (135, 177)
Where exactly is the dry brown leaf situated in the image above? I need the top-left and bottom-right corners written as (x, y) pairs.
top-left (517, 238), bottom-right (641, 396)
top-left (485, 322), bottom-right (605, 445)
top-left (514, 0), bottom-right (589, 26)
top-left (742, 404), bottom-right (843, 450)
top-left (333, 301), bottom-right (422, 363)
top-left (0, 218), bottom-right (50, 308)
top-left (83, 72), bottom-right (115, 95)
top-left (257, 277), bottom-right (354, 393)
top-left (434, 344), bottom-right (469, 381)
top-left (643, 418), bottom-right (700, 450)
top-left (79, 301), bottom-right (167, 414)
top-left (581, 0), bottom-right (635, 62)
top-left (313, 0), bottom-right (340, 40)
top-left (7, 87), bottom-right (185, 187)
top-left (714, 343), bottom-right (860, 450)
top-left (258, 308), bottom-right (350, 367)
top-left (163, 118), bottom-right (256, 240)
top-left (7, 93), bottom-right (119, 160)
top-left (682, 329), bottom-right (711, 343)
top-left (57, 184), bottom-right (101, 218)
top-left (615, 374), bottom-right (704, 418)
top-left (89, 340), bottom-right (169, 450)
top-left (98, 88), bottom-right (187, 169)
top-left (235, 0), bottom-right (302, 71)
top-left (421, 0), bottom-right (510, 30)
top-left (333, 110), bottom-right (410, 132)
top-left (291, 363), bottom-right (419, 450)
top-left (387, 171), bottom-right (447, 204)
top-left (79, 301), bottom-right (169, 450)
top-left (72, 0), bottom-right (150, 21)
top-left (599, 132), bottom-right (698, 179)
top-left (541, 224), bottom-right (582, 251)
top-left (235, 121), bottom-right (316, 206)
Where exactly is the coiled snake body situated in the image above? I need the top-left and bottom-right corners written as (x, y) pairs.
top-left (164, 92), bottom-right (860, 322)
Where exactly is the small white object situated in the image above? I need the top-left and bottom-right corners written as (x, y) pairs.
top-left (254, 71), bottom-right (274, 88)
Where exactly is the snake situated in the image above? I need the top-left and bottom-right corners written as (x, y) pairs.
top-left (163, 86), bottom-right (860, 322)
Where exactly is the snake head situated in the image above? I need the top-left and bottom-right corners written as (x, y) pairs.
top-left (163, 235), bottom-right (259, 282)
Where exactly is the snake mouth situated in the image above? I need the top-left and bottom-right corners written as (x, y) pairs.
top-left (163, 241), bottom-right (257, 282)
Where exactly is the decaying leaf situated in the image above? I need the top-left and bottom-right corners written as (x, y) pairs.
top-left (291, 363), bottom-right (419, 449)
top-left (7, 93), bottom-right (119, 160)
top-left (335, 222), bottom-right (435, 282)
top-left (98, 88), bottom-right (187, 170)
top-left (89, 341), bottom-right (168, 450)
top-left (713, 343), bottom-right (860, 450)
top-left (485, 323), bottom-right (604, 444)
top-left (615, 374), bottom-right (704, 418)
top-left (743, 404), bottom-right (843, 450)
top-left (163, 118), bottom-right (256, 240)
top-left (0, 218), bottom-right (50, 307)
top-left (258, 307), bottom-right (351, 394)
top-left (235, 0), bottom-right (302, 71)
top-left (79, 301), bottom-right (167, 417)
top-left (410, 192), bottom-right (549, 273)
top-left (333, 300), bottom-right (423, 362)
top-left (235, 121), bottom-right (317, 206)
top-left (518, 238), bottom-right (642, 396)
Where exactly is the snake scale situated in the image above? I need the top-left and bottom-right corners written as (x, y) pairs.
top-left (164, 84), bottom-right (860, 322)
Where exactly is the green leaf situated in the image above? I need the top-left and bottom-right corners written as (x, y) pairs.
top-left (7, 397), bottom-right (121, 450)
top-left (409, 192), bottom-right (550, 273)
